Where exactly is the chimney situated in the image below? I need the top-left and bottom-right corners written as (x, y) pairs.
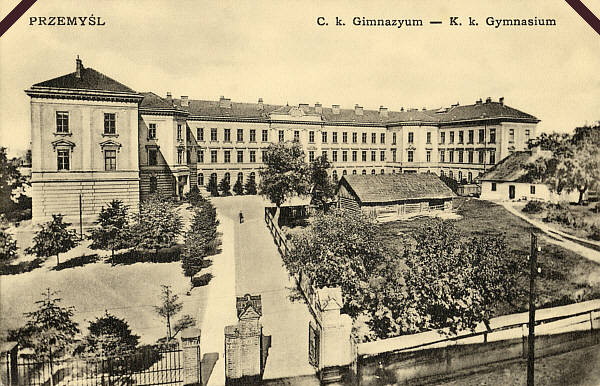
top-left (181, 96), bottom-right (189, 107)
top-left (354, 104), bottom-right (363, 116)
top-left (166, 92), bottom-right (172, 100)
top-left (299, 103), bottom-right (309, 110)
top-left (257, 98), bottom-right (264, 110)
top-left (75, 56), bottom-right (82, 79)
top-left (499, 97), bottom-right (504, 105)
top-left (315, 102), bottom-right (322, 114)
top-left (485, 97), bottom-right (492, 103)
top-left (476, 98), bottom-right (483, 105)
top-left (379, 106), bottom-right (388, 118)
top-left (400, 107), bottom-right (404, 112)
top-left (219, 96), bottom-right (232, 108)
top-left (332, 104), bottom-right (340, 114)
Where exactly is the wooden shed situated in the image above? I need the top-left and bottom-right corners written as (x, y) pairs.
top-left (337, 173), bottom-right (455, 222)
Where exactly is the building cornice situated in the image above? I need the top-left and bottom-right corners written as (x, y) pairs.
top-left (25, 86), bottom-right (143, 103)
top-left (140, 108), bottom-right (189, 117)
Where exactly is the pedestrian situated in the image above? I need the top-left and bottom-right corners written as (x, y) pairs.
top-left (239, 211), bottom-right (244, 223)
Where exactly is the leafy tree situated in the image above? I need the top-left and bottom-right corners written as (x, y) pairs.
top-left (25, 214), bottom-right (79, 265)
top-left (259, 141), bottom-right (310, 217)
top-left (244, 176), bottom-right (258, 195)
top-left (172, 314), bottom-right (196, 339)
top-left (218, 176), bottom-right (231, 196)
top-left (206, 177), bottom-right (219, 197)
top-left (88, 200), bottom-right (131, 258)
top-left (0, 147), bottom-right (26, 215)
top-left (309, 155), bottom-right (336, 210)
top-left (82, 311), bottom-right (140, 357)
top-left (181, 209), bottom-right (207, 280)
top-left (154, 285), bottom-right (182, 341)
top-left (194, 200), bottom-right (221, 256)
top-left (0, 229), bottom-right (18, 264)
top-left (18, 289), bottom-right (79, 365)
top-left (130, 197), bottom-right (183, 254)
top-left (186, 185), bottom-right (207, 207)
top-left (233, 179), bottom-right (244, 195)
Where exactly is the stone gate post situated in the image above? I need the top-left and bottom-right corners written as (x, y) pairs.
top-left (180, 327), bottom-right (202, 386)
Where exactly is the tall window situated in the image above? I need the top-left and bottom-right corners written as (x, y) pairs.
top-left (468, 150), bottom-right (474, 163)
top-left (211, 150), bottom-right (218, 163)
top-left (104, 113), bottom-right (116, 135)
top-left (342, 150), bottom-right (348, 162)
top-left (198, 173), bottom-right (204, 186)
top-left (392, 149), bottom-right (396, 162)
top-left (211, 128), bottom-right (218, 141)
top-left (362, 133), bottom-right (367, 143)
top-left (332, 132), bottom-right (338, 143)
top-left (458, 150), bottom-right (464, 163)
top-left (262, 129), bottom-right (268, 142)
top-left (57, 149), bottom-right (70, 170)
top-left (525, 129), bottom-right (531, 143)
top-left (56, 111), bottom-right (69, 133)
top-left (468, 172), bottom-right (473, 183)
top-left (491, 182), bottom-right (497, 191)
top-left (279, 130), bottom-right (284, 142)
top-left (197, 127), bottom-right (204, 141)
top-left (380, 133), bottom-right (385, 144)
top-left (261, 150), bottom-right (267, 162)
top-left (426, 150), bottom-right (431, 162)
top-left (332, 170), bottom-right (338, 182)
top-left (392, 132), bottom-right (397, 145)
top-left (478, 150), bottom-right (484, 164)
top-left (322, 131), bottom-right (328, 143)
top-left (371, 133), bottom-right (376, 144)
top-left (426, 132), bottom-right (431, 144)
top-left (509, 129), bottom-right (515, 143)
top-left (237, 128), bottom-right (244, 142)
top-left (458, 131), bottom-right (464, 144)
top-left (309, 151), bottom-right (315, 162)
top-left (449, 150), bottom-right (454, 163)
top-left (458, 171), bottom-right (463, 182)
top-left (352, 132), bottom-right (357, 143)
top-left (489, 129), bottom-right (496, 143)
top-left (294, 130), bottom-right (300, 142)
top-left (439, 150), bottom-right (445, 162)
top-left (468, 130), bottom-right (474, 144)
top-left (177, 149), bottom-right (184, 164)
top-left (440, 132), bottom-right (445, 144)
top-left (478, 129), bottom-right (485, 143)
top-left (408, 132), bottom-right (414, 143)
top-left (489, 150), bottom-right (496, 164)
top-left (237, 150), bottom-right (244, 163)
top-left (449, 131), bottom-right (455, 143)
top-left (530, 185), bottom-right (536, 194)
top-left (177, 124), bottom-right (183, 141)
top-left (149, 176), bottom-right (157, 193)
top-left (224, 150), bottom-right (231, 163)
top-left (309, 131), bottom-right (315, 143)
top-left (380, 150), bottom-right (385, 161)
top-left (361, 151), bottom-right (367, 162)
top-left (342, 132), bottom-right (348, 143)
top-left (407, 150), bottom-right (414, 162)
top-left (352, 151), bottom-right (357, 162)
top-left (371, 151), bottom-right (376, 162)
top-left (148, 123), bottom-right (157, 139)
top-left (322, 150), bottom-right (327, 159)
top-left (104, 150), bottom-right (117, 170)
top-left (197, 150), bottom-right (204, 163)
top-left (224, 129), bottom-right (231, 142)
top-left (332, 150), bottom-right (338, 162)
top-left (249, 150), bottom-right (256, 163)
top-left (148, 149), bottom-right (158, 165)
top-left (250, 129), bottom-right (256, 142)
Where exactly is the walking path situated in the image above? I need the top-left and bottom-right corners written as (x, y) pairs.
top-left (501, 203), bottom-right (600, 264)
top-left (211, 196), bottom-right (319, 383)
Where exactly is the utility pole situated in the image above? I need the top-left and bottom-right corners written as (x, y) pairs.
top-left (527, 232), bottom-right (539, 386)
top-left (79, 193), bottom-right (83, 240)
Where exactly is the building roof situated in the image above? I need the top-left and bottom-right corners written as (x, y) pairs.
top-left (339, 173), bottom-right (455, 204)
top-left (32, 64), bottom-right (136, 94)
top-left (479, 151), bottom-right (533, 182)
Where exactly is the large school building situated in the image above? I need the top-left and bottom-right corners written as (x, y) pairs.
top-left (26, 58), bottom-right (539, 224)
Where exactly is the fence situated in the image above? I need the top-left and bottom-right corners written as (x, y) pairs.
top-left (2, 346), bottom-right (183, 386)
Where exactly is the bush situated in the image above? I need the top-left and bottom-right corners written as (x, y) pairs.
top-left (191, 273), bottom-right (213, 287)
top-left (522, 200), bottom-right (546, 214)
top-left (589, 225), bottom-right (600, 241)
top-left (591, 202), bottom-right (600, 214)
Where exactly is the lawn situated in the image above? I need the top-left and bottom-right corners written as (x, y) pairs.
top-left (376, 198), bottom-right (600, 314)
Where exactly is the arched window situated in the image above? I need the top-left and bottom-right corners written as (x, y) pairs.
top-left (342, 170), bottom-right (347, 176)
top-left (352, 170), bottom-right (357, 175)
top-left (448, 170), bottom-right (453, 179)
top-left (224, 172), bottom-right (230, 182)
top-left (458, 171), bottom-right (463, 182)
top-left (380, 169), bottom-right (385, 174)
top-left (210, 172), bottom-right (217, 185)
top-left (237, 172), bottom-right (243, 183)
top-left (250, 172), bottom-right (256, 182)
top-left (362, 169), bottom-right (367, 175)
top-left (440, 170), bottom-right (445, 177)
top-left (149, 176), bottom-right (158, 193)
top-left (468, 172), bottom-right (472, 183)
top-left (371, 169), bottom-right (376, 175)
top-left (198, 173), bottom-right (204, 186)
top-left (332, 170), bottom-right (338, 182)
top-left (392, 169), bottom-right (396, 174)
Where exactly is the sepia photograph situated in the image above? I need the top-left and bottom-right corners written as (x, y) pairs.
top-left (0, 0), bottom-right (599, 385)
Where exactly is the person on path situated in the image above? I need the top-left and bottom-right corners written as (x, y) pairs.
top-left (239, 210), bottom-right (244, 223)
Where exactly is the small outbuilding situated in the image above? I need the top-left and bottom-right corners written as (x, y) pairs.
top-left (337, 173), bottom-right (455, 222)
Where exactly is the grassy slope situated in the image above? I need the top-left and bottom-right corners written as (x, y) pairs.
top-left (376, 198), bottom-right (600, 314)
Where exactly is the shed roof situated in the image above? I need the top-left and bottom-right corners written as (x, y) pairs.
top-left (340, 173), bottom-right (455, 204)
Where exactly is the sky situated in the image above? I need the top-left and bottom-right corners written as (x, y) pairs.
top-left (1, 0), bottom-right (599, 156)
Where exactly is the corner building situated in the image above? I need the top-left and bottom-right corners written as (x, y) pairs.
top-left (27, 60), bottom-right (539, 224)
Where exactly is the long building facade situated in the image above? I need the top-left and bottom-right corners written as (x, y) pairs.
top-left (26, 59), bottom-right (539, 224)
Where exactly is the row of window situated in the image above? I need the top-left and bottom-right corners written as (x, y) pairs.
top-left (193, 127), bottom-right (270, 143)
top-left (439, 170), bottom-right (481, 183)
top-left (56, 149), bottom-right (117, 171)
top-left (56, 112), bottom-right (117, 135)
top-left (439, 149), bottom-right (496, 164)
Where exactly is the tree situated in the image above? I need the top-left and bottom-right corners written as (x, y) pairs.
top-left (186, 185), bottom-right (207, 207)
top-left (25, 214), bottom-right (79, 265)
top-left (181, 208), bottom-right (207, 280)
top-left (233, 179), bottom-right (244, 195)
top-left (309, 155), bottom-right (336, 210)
top-left (18, 289), bottom-right (79, 366)
top-left (88, 200), bottom-right (131, 258)
top-left (130, 196), bottom-right (183, 254)
top-left (154, 285), bottom-right (182, 341)
top-left (82, 311), bottom-right (140, 357)
top-left (0, 147), bottom-right (26, 215)
top-left (172, 314), bottom-right (196, 339)
top-left (206, 177), bottom-right (219, 197)
top-left (244, 176), bottom-right (257, 195)
top-left (259, 141), bottom-right (310, 220)
top-left (0, 229), bottom-right (18, 264)
top-left (218, 176), bottom-right (231, 196)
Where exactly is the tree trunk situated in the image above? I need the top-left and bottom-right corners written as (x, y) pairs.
top-left (56, 254), bottom-right (60, 266)
top-left (274, 205), bottom-right (281, 227)
top-left (578, 186), bottom-right (587, 205)
top-left (166, 313), bottom-right (172, 341)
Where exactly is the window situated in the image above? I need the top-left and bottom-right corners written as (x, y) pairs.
top-left (309, 151), bottom-right (315, 162)
top-left (197, 127), bottom-right (204, 141)
top-left (440, 132), bottom-right (446, 144)
top-left (261, 150), bottom-right (267, 162)
top-left (426, 150), bottom-right (431, 162)
top-left (250, 129), bottom-right (256, 142)
top-left (294, 130), bottom-right (300, 142)
top-left (371, 133), bottom-right (376, 144)
top-left (332, 132), bottom-right (338, 143)
top-left (479, 129), bottom-right (485, 143)
top-left (352, 151), bottom-right (357, 162)
top-left (371, 151), bottom-right (376, 162)
top-left (237, 150), bottom-right (244, 163)
top-left (352, 170), bottom-right (357, 175)
top-left (103, 149), bottom-right (116, 170)
top-left (342, 151), bottom-right (348, 162)
top-left (489, 129), bottom-right (496, 143)
top-left (211, 128), bottom-right (218, 141)
top-left (237, 129), bottom-right (244, 142)
top-left (407, 150), bottom-right (414, 162)
top-left (322, 131), bottom-right (327, 143)
top-left (468, 130), bottom-right (474, 144)
top-left (224, 129), bottom-right (231, 142)
top-left (509, 129), bottom-right (515, 143)
top-left (362, 133), bottom-right (367, 143)
top-left (408, 132), bottom-right (414, 143)
top-left (332, 170), bottom-right (338, 182)
top-left (362, 169), bottom-right (367, 175)
top-left (489, 150), bottom-right (496, 164)
top-left (224, 172), bottom-right (231, 183)
top-left (449, 150), bottom-right (454, 163)
top-left (149, 176), bottom-right (158, 193)
top-left (211, 150), bottom-right (218, 163)
top-left (210, 173), bottom-right (217, 185)
top-left (468, 172), bottom-right (473, 183)
top-left (250, 150), bottom-right (256, 163)
top-left (458, 150), bottom-right (464, 163)
top-left (104, 113), bottom-right (116, 135)
top-left (342, 132), bottom-right (348, 143)
top-left (262, 129), bottom-right (268, 142)
top-left (530, 185), bottom-right (536, 194)
top-left (450, 131), bottom-right (455, 143)
top-left (309, 131), bottom-right (315, 143)
top-left (468, 150), bottom-right (474, 163)
top-left (491, 182), bottom-right (497, 191)
top-left (177, 124), bottom-right (183, 141)
top-left (380, 150), bottom-right (385, 161)
top-left (439, 150), bottom-right (445, 163)
top-left (525, 129), bottom-right (531, 143)
top-left (426, 132), bottom-right (431, 144)
top-left (148, 149), bottom-right (158, 165)
top-left (177, 149), bottom-right (184, 164)
top-left (149, 123), bottom-right (157, 139)
top-left (381, 169), bottom-right (385, 174)
top-left (237, 172), bottom-right (243, 184)
top-left (322, 150), bottom-right (327, 159)
top-left (449, 171), bottom-right (453, 179)
top-left (392, 149), bottom-right (397, 162)
top-left (380, 133), bottom-right (385, 144)
top-left (198, 173), bottom-right (204, 186)
top-left (56, 111), bottom-right (69, 133)
top-left (440, 170), bottom-right (444, 177)
top-left (197, 150), bottom-right (204, 163)
top-left (458, 131), bottom-right (464, 144)
top-left (478, 150), bottom-right (484, 164)
top-left (392, 132), bottom-right (397, 145)
top-left (352, 132), bottom-right (358, 143)
top-left (57, 149), bottom-right (70, 170)
top-left (343, 170), bottom-right (347, 175)
top-left (361, 151), bottom-right (367, 162)
top-left (249, 172), bottom-right (256, 183)
top-left (186, 150), bottom-right (191, 164)
top-left (224, 150), bottom-right (231, 163)
top-left (279, 130), bottom-right (285, 142)
top-left (332, 150), bottom-right (338, 162)
top-left (458, 171), bottom-right (463, 182)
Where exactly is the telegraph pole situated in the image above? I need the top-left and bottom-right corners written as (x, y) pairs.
top-left (527, 232), bottom-right (539, 386)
